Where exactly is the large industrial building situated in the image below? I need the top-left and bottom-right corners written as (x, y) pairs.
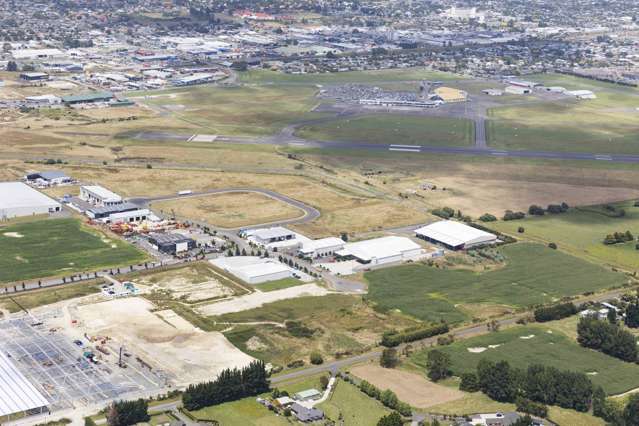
top-left (335, 236), bottom-right (424, 265)
top-left (212, 257), bottom-right (293, 284)
top-left (0, 351), bottom-right (49, 420)
top-left (415, 220), bottom-right (497, 250)
top-left (0, 182), bottom-right (61, 219)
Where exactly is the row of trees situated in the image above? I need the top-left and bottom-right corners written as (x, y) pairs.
top-left (461, 360), bottom-right (593, 412)
top-left (577, 316), bottom-right (637, 362)
top-left (503, 210), bottom-right (526, 221)
top-left (603, 231), bottom-right (635, 245)
top-left (380, 323), bottom-right (449, 347)
top-left (533, 302), bottom-right (578, 322)
top-left (528, 202), bottom-right (569, 216)
top-left (182, 361), bottom-right (269, 411)
top-left (358, 380), bottom-right (411, 416)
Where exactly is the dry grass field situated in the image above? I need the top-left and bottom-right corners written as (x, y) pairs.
top-left (48, 165), bottom-right (427, 237)
top-left (350, 363), bottom-right (465, 408)
top-left (317, 153), bottom-right (639, 217)
top-left (151, 192), bottom-right (305, 228)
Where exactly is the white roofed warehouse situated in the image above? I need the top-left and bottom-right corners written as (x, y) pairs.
top-left (212, 256), bottom-right (293, 284)
top-left (415, 220), bottom-right (497, 250)
top-left (0, 182), bottom-right (61, 219)
top-left (0, 351), bottom-right (49, 420)
top-left (335, 236), bottom-right (424, 266)
top-left (299, 237), bottom-right (346, 259)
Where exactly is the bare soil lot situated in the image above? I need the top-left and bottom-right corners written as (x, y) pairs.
top-left (135, 263), bottom-right (245, 303)
top-left (196, 283), bottom-right (328, 316)
top-left (151, 192), bottom-right (304, 228)
top-left (350, 363), bottom-right (464, 408)
top-left (74, 297), bottom-right (254, 386)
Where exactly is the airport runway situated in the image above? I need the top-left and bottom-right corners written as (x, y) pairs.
top-left (130, 129), bottom-right (639, 164)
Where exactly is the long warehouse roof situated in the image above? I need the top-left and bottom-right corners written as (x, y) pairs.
top-left (0, 351), bottom-right (49, 416)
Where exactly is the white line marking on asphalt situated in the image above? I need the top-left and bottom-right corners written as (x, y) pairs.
top-left (595, 155), bottom-right (612, 161)
top-left (390, 144), bottom-right (422, 149)
top-left (187, 134), bottom-right (196, 142)
top-left (389, 148), bottom-right (421, 152)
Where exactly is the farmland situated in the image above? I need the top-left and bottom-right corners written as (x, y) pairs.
top-left (410, 325), bottom-right (639, 395)
top-left (365, 243), bottom-right (626, 323)
top-left (296, 115), bottom-right (475, 147)
top-left (490, 200), bottom-right (639, 269)
top-left (150, 191), bottom-right (304, 229)
top-left (0, 218), bottom-right (147, 284)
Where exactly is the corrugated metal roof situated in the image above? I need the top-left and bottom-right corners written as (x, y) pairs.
top-left (415, 220), bottom-right (496, 247)
top-left (61, 91), bottom-right (114, 103)
top-left (0, 351), bottom-right (49, 416)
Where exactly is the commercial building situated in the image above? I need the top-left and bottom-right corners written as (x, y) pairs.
top-left (211, 257), bottom-right (293, 284)
top-left (482, 89), bottom-right (503, 96)
top-left (172, 73), bottom-right (218, 86)
top-left (61, 91), bottom-right (114, 106)
top-left (19, 72), bottom-right (49, 81)
top-left (335, 236), bottom-right (424, 265)
top-left (85, 202), bottom-right (139, 220)
top-left (245, 227), bottom-right (297, 246)
top-left (0, 182), bottom-right (61, 218)
top-left (25, 94), bottom-right (62, 106)
top-left (80, 185), bottom-right (123, 207)
top-left (0, 351), bottom-right (49, 419)
top-left (434, 87), bottom-right (468, 102)
top-left (25, 170), bottom-right (72, 186)
top-left (566, 90), bottom-right (597, 99)
top-left (299, 237), bottom-right (345, 259)
top-left (505, 85), bottom-right (531, 95)
top-left (100, 209), bottom-right (152, 225)
top-left (415, 220), bottom-right (497, 250)
top-left (147, 233), bottom-right (195, 254)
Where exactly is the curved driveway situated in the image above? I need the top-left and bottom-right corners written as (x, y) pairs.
top-left (128, 187), bottom-right (320, 230)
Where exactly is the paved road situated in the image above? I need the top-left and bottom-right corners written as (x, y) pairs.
top-left (128, 187), bottom-right (320, 230)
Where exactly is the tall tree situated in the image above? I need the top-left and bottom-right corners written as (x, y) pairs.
top-left (426, 350), bottom-right (451, 382)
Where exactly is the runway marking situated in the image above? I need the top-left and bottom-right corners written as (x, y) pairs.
top-left (389, 147), bottom-right (421, 153)
top-left (490, 151), bottom-right (509, 156)
top-left (186, 134), bottom-right (196, 142)
top-left (595, 155), bottom-right (612, 161)
top-left (289, 142), bottom-right (307, 146)
top-left (390, 144), bottom-right (422, 149)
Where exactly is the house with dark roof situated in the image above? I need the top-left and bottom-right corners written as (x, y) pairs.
top-left (290, 403), bottom-right (324, 423)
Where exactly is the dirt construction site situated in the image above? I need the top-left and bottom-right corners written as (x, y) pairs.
top-left (0, 289), bottom-right (257, 419)
top-left (67, 297), bottom-right (255, 387)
